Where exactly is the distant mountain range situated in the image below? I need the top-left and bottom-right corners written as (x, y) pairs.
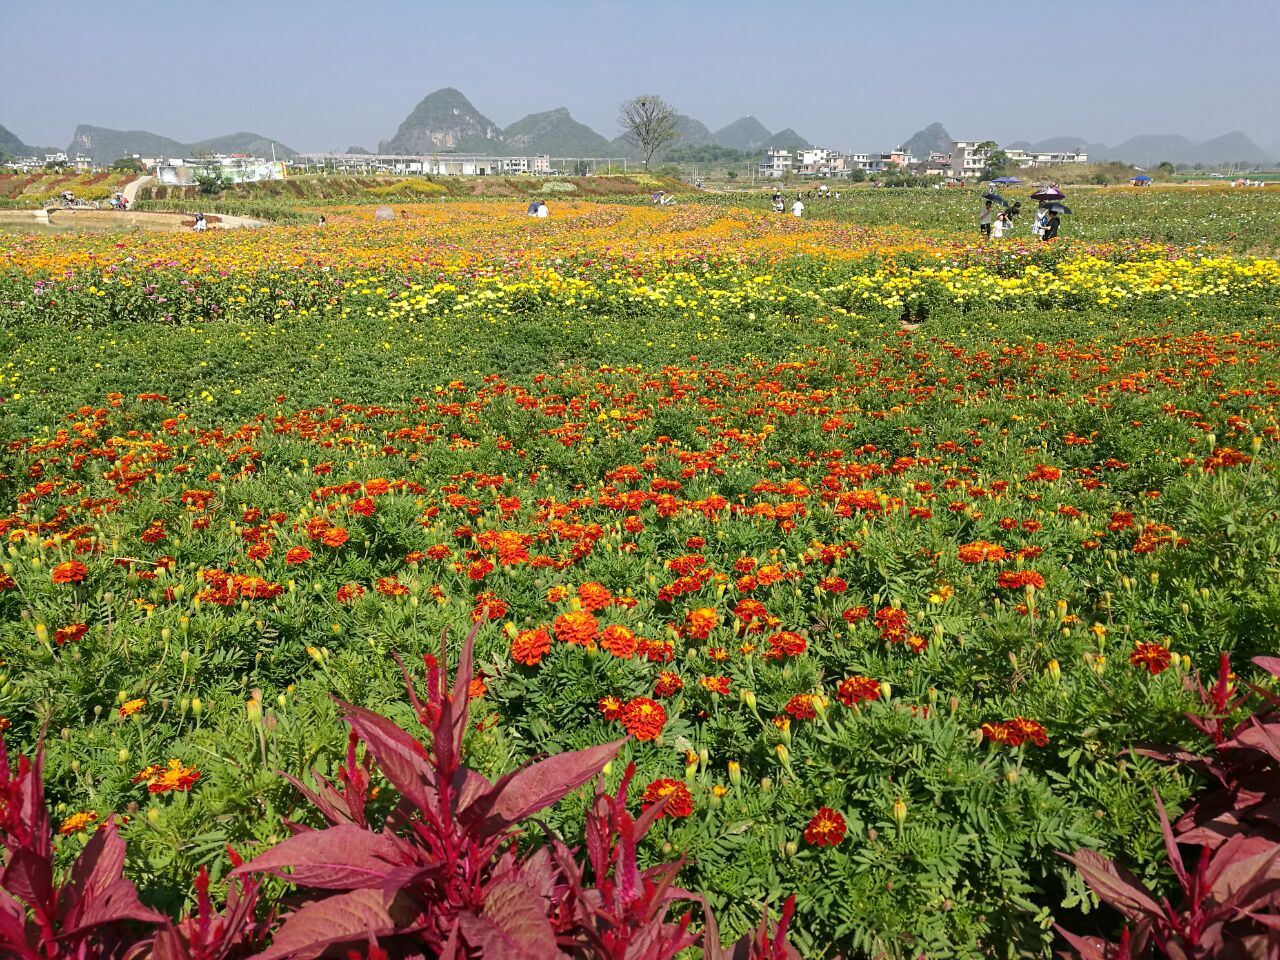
top-left (379, 88), bottom-right (811, 160)
top-left (4, 100), bottom-right (1275, 168)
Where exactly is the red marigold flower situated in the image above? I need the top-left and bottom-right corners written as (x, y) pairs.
top-left (350, 497), bottom-right (376, 517)
top-left (545, 585), bottom-right (571, 603)
top-left (133, 758), bottom-right (200, 794)
top-left (58, 811), bottom-right (98, 835)
top-left (51, 560), bottom-right (87, 584)
top-left (467, 558), bottom-right (494, 581)
top-left (1130, 643), bottom-right (1173, 676)
top-left (982, 717), bottom-right (1049, 747)
top-left (471, 591), bottom-right (507, 621)
top-left (600, 624), bottom-right (637, 659)
top-left (836, 675), bottom-right (880, 707)
top-left (842, 605), bottom-right (870, 624)
top-left (620, 697), bottom-right (666, 740)
top-left (285, 546), bottom-right (312, 565)
top-left (734, 557), bottom-right (757, 573)
top-left (597, 695), bottom-right (624, 721)
top-left (376, 577), bottom-right (409, 597)
top-left (997, 570), bottom-right (1046, 590)
top-left (875, 606), bottom-right (909, 642)
top-left (818, 576), bottom-right (848, 594)
top-left (554, 609), bottom-right (599, 646)
top-left (578, 581), bottom-right (613, 612)
top-left (321, 527), bottom-right (349, 548)
top-left (766, 630), bottom-right (807, 658)
top-left (957, 540), bottom-right (1007, 564)
top-left (425, 544), bottom-right (452, 561)
top-left (804, 807), bottom-right (847, 846)
top-left (784, 694), bottom-right (818, 720)
top-left (700, 675), bottom-right (730, 695)
top-left (684, 607), bottom-right (719, 640)
top-left (511, 628), bottom-right (552, 666)
top-left (336, 582), bottom-right (365, 603)
top-left (640, 778), bottom-right (693, 818)
top-left (53, 623), bottom-right (87, 645)
top-left (654, 671), bottom-right (684, 697)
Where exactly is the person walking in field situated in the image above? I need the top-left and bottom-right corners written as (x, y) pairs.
top-left (1043, 210), bottom-right (1061, 241)
top-left (792, 198), bottom-right (804, 217)
top-left (1033, 205), bottom-right (1048, 240)
top-left (979, 200), bottom-right (994, 239)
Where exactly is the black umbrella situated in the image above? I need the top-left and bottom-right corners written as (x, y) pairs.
top-left (982, 192), bottom-right (1010, 207)
top-left (1044, 202), bottom-right (1072, 215)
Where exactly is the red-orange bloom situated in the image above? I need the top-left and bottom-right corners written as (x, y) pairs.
top-left (285, 546), bottom-right (312, 565)
top-left (997, 570), bottom-right (1046, 590)
top-left (51, 560), bottom-right (87, 584)
top-left (1130, 643), bottom-right (1173, 676)
top-left (620, 697), bottom-right (666, 740)
top-left (54, 623), bottom-right (88, 645)
top-left (335, 582), bottom-right (365, 603)
top-left (981, 717), bottom-right (1050, 747)
top-left (600, 624), bottom-right (637, 659)
top-left (132, 759), bottom-right (200, 794)
top-left (836, 675), bottom-right (881, 707)
top-left (597, 695), bottom-right (624, 721)
top-left (766, 631), bottom-right (807, 658)
top-left (554, 610), bottom-right (599, 646)
top-left (784, 694), bottom-right (818, 720)
top-left (804, 807), bottom-right (847, 846)
top-left (640, 778), bottom-right (693, 818)
top-left (699, 675), bottom-right (730, 695)
top-left (958, 541), bottom-right (1008, 564)
top-left (684, 607), bottom-right (719, 640)
top-left (578, 581), bottom-right (613, 612)
top-left (321, 527), bottom-right (349, 548)
top-left (511, 628), bottom-right (552, 666)
top-left (654, 671), bottom-right (684, 697)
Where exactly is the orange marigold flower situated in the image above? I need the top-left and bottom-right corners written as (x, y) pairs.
top-left (133, 758), bottom-right (200, 793)
top-left (247, 542), bottom-right (271, 561)
top-left (335, 582), bottom-right (365, 603)
top-left (51, 560), bottom-right (88, 584)
top-left (58, 811), bottom-right (98, 834)
top-left (350, 497), bottom-right (376, 517)
top-left (766, 631), bottom-right (807, 658)
top-left (640, 778), bottom-right (693, 818)
top-left (600, 624), bottom-right (637, 659)
top-left (545, 585), bottom-right (571, 603)
top-left (597, 695), bottom-right (624, 721)
top-left (982, 717), bottom-right (1049, 748)
top-left (684, 607), bottom-right (719, 640)
top-left (425, 544), bottom-right (452, 561)
top-left (321, 527), bottom-right (349, 548)
top-left (785, 694), bottom-right (818, 720)
top-left (119, 698), bottom-right (146, 718)
top-left (997, 570), bottom-right (1046, 590)
top-left (620, 697), bottom-right (666, 740)
top-left (836, 676), bottom-right (881, 707)
top-left (818, 576), bottom-right (848, 594)
top-left (842, 606), bottom-right (870, 624)
top-left (700, 675), bottom-right (730, 695)
top-left (376, 576), bottom-right (409, 597)
top-left (511, 628), bottom-right (552, 666)
top-left (54, 623), bottom-right (88, 645)
top-left (804, 807), bottom-right (847, 847)
top-left (578, 581), bottom-right (613, 612)
top-left (0, 572), bottom-right (15, 592)
top-left (285, 546), bottom-right (312, 565)
top-left (957, 540), bottom-right (1007, 564)
top-left (1130, 643), bottom-right (1173, 676)
top-left (554, 609), bottom-right (599, 646)
top-left (654, 671), bottom-right (685, 697)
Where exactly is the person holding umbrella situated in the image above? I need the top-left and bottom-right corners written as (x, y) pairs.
top-left (1043, 208), bottom-right (1061, 241)
top-left (979, 199), bottom-right (994, 239)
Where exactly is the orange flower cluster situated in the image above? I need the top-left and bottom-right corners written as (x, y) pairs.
top-left (1130, 643), bottom-right (1173, 675)
top-left (981, 717), bottom-right (1050, 748)
top-left (640, 778), bottom-right (694, 818)
top-left (132, 759), bottom-right (200, 793)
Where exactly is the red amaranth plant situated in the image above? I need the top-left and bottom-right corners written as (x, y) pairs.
top-left (1057, 654), bottom-right (1280, 959)
top-left (0, 732), bottom-right (162, 959)
top-left (235, 620), bottom-right (629, 957)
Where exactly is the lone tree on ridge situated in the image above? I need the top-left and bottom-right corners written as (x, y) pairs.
top-left (618, 95), bottom-right (679, 168)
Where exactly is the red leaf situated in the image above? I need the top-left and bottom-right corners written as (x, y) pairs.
top-left (1052, 926), bottom-right (1121, 960)
top-left (251, 887), bottom-right (400, 960)
top-left (1252, 656), bottom-right (1280, 679)
top-left (462, 737), bottom-right (625, 837)
top-left (56, 821), bottom-right (163, 935)
top-left (1232, 719), bottom-right (1280, 763)
top-left (336, 703), bottom-right (437, 812)
top-left (1059, 849), bottom-right (1163, 919)
top-left (235, 825), bottom-right (409, 889)
top-left (1, 849), bottom-right (53, 914)
top-left (474, 879), bottom-right (559, 958)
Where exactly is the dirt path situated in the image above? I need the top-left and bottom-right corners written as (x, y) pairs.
top-left (122, 175), bottom-right (154, 204)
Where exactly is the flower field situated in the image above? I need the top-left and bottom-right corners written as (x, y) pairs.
top-left (2, 198), bottom-right (1279, 957)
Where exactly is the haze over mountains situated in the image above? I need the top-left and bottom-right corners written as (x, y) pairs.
top-left (3, 89), bottom-right (1276, 167)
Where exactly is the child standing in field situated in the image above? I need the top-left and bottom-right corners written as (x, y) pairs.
top-left (979, 200), bottom-right (993, 238)
top-left (1043, 211), bottom-right (1061, 241)
top-left (792, 198), bottom-right (804, 217)
top-left (1033, 206), bottom-right (1048, 240)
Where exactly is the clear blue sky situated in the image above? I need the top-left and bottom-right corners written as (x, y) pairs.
top-left (2, 0), bottom-right (1278, 153)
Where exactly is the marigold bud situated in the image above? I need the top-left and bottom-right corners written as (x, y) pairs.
top-left (727, 760), bottom-right (741, 788)
top-left (892, 798), bottom-right (907, 828)
top-left (1047, 659), bottom-right (1061, 683)
top-left (760, 776), bottom-right (773, 793)
top-left (191, 697), bottom-right (203, 715)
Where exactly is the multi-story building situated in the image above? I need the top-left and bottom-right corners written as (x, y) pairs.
top-left (1004, 147), bottom-right (1089, 168)
top-left (759, 149), bottom-right (794, 178)
top-left (948, 140), bottom-right (994, 180)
